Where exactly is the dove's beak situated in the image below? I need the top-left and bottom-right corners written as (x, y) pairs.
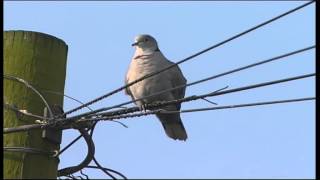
top-left (131, 42), bottom-right (139, 46)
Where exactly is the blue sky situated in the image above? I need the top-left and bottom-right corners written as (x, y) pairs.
top-left (4, 1), bottom-right (315, 179)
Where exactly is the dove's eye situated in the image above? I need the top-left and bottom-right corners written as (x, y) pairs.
top-left (145, 39), bottom-right (148, 42)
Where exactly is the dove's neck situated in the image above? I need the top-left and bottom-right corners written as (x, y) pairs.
top-left (134, 46), bottom-right (159, 57)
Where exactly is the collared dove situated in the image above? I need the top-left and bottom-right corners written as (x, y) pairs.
top-left (125, 34), bottom-right (188, 141)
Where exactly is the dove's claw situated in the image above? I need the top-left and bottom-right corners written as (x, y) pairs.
top-left (138, 104), bottom-right (147, 112)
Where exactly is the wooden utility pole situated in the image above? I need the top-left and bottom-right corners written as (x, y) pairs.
top-left (4, 31), bottom-right (68, 179)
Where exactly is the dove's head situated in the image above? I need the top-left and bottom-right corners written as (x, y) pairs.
top-left (132, 34), bottom-right (159, 52)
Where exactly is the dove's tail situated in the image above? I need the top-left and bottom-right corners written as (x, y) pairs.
top-left (156, 113), bottom-right (188, 141)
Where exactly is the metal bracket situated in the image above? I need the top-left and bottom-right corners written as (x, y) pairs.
top-left (42, 104), bottom-right (64, 145)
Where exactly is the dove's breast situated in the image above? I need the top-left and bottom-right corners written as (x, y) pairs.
top-left (127, 55), bottom-right (174, 103)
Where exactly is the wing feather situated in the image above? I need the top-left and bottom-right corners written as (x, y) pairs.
top-left (166, 61), bottom-right (187, 110)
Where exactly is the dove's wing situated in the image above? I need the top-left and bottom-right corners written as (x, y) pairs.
top-left (166, 60), bottom-right (187, 110)
top-left (124, 76), bottom-right (131, 95)
top-left (125, 63), bottom-right (136, 102)
top-left (156, 59), bottom-right (188, 140)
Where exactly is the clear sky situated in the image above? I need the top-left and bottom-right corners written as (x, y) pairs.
top-left (4, 1), bottom-right (315, 179)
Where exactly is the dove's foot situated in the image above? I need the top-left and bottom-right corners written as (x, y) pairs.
top-left (138, 104), bottom-right (147, 112)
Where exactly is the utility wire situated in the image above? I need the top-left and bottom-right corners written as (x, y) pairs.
top-left (3, 73), bottom-right (314, 133)
top-left (3, 74), bottom-right (54, 118)
top-left (41, 89), bottom-right (94, 111)
top-left (62, 0), bottom-right (315, 116)
top-left (57, 134), bottom-right (83, 156)
top-left (57, 103), bottom-right (127, 157)
top-left (4, 2), bottom-right (315, 179)
top-left (6, 45), bottom-right (313, 157)
top-left (4, 124), bottom-right (43, 134)
top-left (3, 147), bottom-right (57, 157)
top-left (45, 93), bottom-right (127, 178)
top-left (63, 45), bottom-right (315, 121)
top-left (85, 166), bottom-right (127, 179)
top-left (92, 157), bottom-right (117, 180)
top-left (175, 97), bottom-right (315, 114)
top-left (58, 128), bottom-right (95, 176)
top-left (74, 73), bottom-right (315, 123)
top-left (83, 97), bottom-right (315, 121)
top-left (92, 46), bottom-right (315, 117)
top-left (3, 102), bottom-right (46, 120)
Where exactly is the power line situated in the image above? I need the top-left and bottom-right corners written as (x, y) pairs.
top-left (3, 147), bottom-right (57, 157)
top-left (178, 97), bottom-right (315, 114)
top-left (57, 128), bottom-right (95, 177)
top-left (73, 73), bottom-right (315, 123)
top-left (3, 102), bottom-right (46, 120)
top-left (4, 123), bottom-right (43, 134)
top-left (3, 2), bottom-right (315, 179)
top-left (82, 97), bottom-right (315, 121)
top-left (57, 134), bottom-right (83, 156)
top-left (4, 88), bottom-right (128, 178)
top-left (41, 89), bottom-right (94, 111)
top-left (86, 166), bottom-right (127, 179)
top-left (56, 99), bottom-right (127, 157)
top-left (3, 74), bottom-right (54, 118)
top-left (63, 45), bottom-right (315, 121)
top-left (62, 0), bottom-right (315, 116)
top-left (92, 157), bottom-right (117, 180)
top-left (4, 72), bottom-right (314, 134)
top-left (53, 40), bottom-right (315, 165)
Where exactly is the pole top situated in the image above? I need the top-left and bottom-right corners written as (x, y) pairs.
top-left (4, 30), bottom-right (68, 47)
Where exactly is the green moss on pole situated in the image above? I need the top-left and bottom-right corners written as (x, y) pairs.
top-left (4, 30), bottom-right (68, 179)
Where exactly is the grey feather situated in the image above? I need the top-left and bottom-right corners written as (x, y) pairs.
top-left (125, 34), bottom-right (188, 141)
